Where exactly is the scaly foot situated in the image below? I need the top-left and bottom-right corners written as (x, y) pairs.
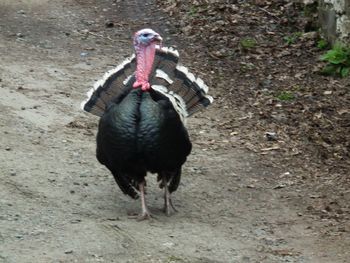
top-left (127, 210), bottom-right (153, 221)
top-left (128, 181), bottom-right (154, 220)
top-left (162, 178), bottom-right (178, 216)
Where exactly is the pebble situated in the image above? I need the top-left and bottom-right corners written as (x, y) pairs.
top-left (265, 132), bottom-right (278, 141)
top-left (105, 21), bottom-right (114, 28)
top-left (162, 242), bottom-right (175, 248)
top-left (70, 219), bottom-right (81, 224)
top-left (107, 217), bottom-right (120, 221)
top-left (274, 184), bottom-right (286, 189)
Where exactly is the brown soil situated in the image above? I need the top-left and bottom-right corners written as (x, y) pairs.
top-left (0, 0), bottom-right (349, 262)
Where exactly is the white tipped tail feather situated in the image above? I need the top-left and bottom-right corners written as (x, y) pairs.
top-left (81, 54), bottom-right (136, 116)
top-left (155, 69), bottom-right (174, 84)
top-left (82, 46), bottom-right (212, 118)
top-left (152, 85), bottom-right (188, 122)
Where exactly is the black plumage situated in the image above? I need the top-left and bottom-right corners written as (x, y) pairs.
top-left (96, 88), bottom-right (192, 199)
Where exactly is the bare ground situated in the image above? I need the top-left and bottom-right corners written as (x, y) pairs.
top-left (0, 0), bottom-right (349, 262)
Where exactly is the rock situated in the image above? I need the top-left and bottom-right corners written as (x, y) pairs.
top-left (105, 20), bottom-right (114, 28)
top-left (301, 31), bottom-right (318, 40)
top-left (265, 132), bottom-right (278, 141)
top-left (273, 184), bottom-right (286, 189)
top-left (162, 242), bottom-right (175, 248)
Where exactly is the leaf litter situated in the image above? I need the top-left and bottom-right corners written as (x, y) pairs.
top-left (156, 0), bottom-right (350, 237)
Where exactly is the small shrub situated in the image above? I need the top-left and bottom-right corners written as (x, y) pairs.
top-left (317, 39), bottom-right (328, 50)
top-left (283, 32), bottom-right (302, 45)
top-left (240, 38), bottom-right (257, 49)
top-left (276, 91), bottom-right (295, 101)
top-left (320, 43), bottom-right (350, 77)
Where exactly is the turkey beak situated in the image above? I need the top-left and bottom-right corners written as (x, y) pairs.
top-left (153, 34), bottom-right (163, 45)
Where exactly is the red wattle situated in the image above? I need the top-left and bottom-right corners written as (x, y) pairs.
top-left (134, 43), bottom-right (156, 92)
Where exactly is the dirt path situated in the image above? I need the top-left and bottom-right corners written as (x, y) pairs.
top-left (0, 0), bottom-right (348, 262)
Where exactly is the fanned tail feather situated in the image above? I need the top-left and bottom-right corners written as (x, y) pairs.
top-left (81, 55), bottom-right (136, 117)
top-left (81, 46), bottom-right (212, 118)
top-left (149, 47), bottom-right (213, 118)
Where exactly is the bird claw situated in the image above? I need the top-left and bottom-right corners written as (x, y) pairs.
top-left (163, 206), bottom-right (171, 216)
top-left (163, 198), bottom-right (178, 216)
top-left (128, 211), bottom-right (153, 221)
top-left (137, 212), bottom-right (153, 221)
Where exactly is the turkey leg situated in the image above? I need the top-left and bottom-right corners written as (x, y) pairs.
top-left (163, 178), bottom-right (177, 216)
top-left (128, 181), bottom-right (151, 220)
top-left (137, 181), bottom-right (151, 220)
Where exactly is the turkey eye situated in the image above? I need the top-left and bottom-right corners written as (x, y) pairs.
top-left (142, 33), bottom-right (149, 37)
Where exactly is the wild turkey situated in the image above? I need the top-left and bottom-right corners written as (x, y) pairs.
top-left (81, 28), bottom-right (212, 220)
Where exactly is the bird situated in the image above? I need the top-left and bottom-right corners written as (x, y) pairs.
top-left (81, 28), bottom-right (212, 220)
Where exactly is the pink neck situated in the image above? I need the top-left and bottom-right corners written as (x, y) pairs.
top-left (133, 43), bottom-right (156, 91)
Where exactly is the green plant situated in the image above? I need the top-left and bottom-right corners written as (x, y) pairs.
top-left (239, 62), bottom-right (256, 72)
top-left (188, 6), bottom-right (198, 16)
top-left (276, 91), bottom-right (295, 101)
top-left (317, 39), bottom-right (328, 50)
top-left (240, 38), bottom-right (257, 49)
top-left (283, 32), bottom-right (302, 45)
top-left (320, 43), bottom-right (350, 77)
